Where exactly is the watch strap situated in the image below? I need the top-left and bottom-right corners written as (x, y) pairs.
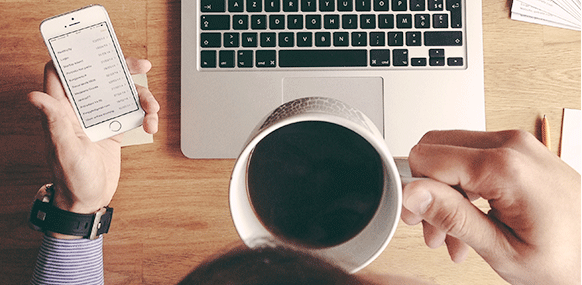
top-left (30, 199), bottom-right (113, 239)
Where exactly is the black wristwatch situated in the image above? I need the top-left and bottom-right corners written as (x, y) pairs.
top-left (29, 184), bottom-right (113, 239)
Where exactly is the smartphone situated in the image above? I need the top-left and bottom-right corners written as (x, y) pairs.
top-left (40, 5), bottom-right (144, 142)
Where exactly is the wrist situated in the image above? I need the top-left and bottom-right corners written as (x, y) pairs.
top-left (29, 184), bottom-right (114, 240)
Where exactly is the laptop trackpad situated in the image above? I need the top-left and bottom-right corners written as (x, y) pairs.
top-left (283, 77), bottom-right (384, 135)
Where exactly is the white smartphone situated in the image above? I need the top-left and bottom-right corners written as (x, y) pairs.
top-left (40, 4), bottom-right (144, 142)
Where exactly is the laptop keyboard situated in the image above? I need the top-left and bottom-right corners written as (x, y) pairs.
top-left (198, 0), bottom-right (466, 69)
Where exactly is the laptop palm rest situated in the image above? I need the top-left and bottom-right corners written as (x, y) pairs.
top-left (283, 77), bottom-right (384, 136)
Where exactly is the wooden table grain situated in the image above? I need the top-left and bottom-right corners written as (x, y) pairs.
top-left (0, 1), bottom-right (579, 284)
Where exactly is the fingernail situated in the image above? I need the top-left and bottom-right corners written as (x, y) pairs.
top-left (404, 188), bottom-right (433, 215)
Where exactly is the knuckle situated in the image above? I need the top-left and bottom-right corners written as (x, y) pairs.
top-left (433, 203), bottom-right (470, 239)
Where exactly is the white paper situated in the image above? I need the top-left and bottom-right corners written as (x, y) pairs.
top-left (560, 108), bottom-right (581, 174)
top-left (511, 0), bottom-right (581, 30)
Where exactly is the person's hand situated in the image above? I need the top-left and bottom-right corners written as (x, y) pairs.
top-left (27, 58), bottom-right (159, 216)
top-left (401, 130), bottom-right (580, 285)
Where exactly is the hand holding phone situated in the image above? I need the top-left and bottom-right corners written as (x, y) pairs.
top-left (28, 57), bottom-right (159, 214)
top-left (40, 5), bottom-right (144, 141)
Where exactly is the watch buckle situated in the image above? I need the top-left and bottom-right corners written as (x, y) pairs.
top-left (89, 207), bottom-right (108, 240)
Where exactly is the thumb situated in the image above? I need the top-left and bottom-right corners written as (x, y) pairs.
top-left (403, 179), bottom-right (510, 263)
top-left (28, 91), bottom-right (79, 148)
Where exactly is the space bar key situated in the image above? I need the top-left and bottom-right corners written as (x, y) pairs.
top-left (279, 50), bottom-right (368, 67)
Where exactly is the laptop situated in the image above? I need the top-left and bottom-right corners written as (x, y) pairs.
top-left (181, 0), bottom-right (485, 158)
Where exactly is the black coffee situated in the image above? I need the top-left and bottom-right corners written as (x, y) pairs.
top-left (247, 121), bottom-right (384, 248)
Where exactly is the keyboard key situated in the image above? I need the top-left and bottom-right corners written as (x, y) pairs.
top-left (393, 49), bottom-right (408, 66)
top-left (324, 15), bottom-right (340, 29)
top-left (200, 33), bottom-right (221, 47)
top-left (424, 31), bottom-right (462, 46)
top-left (315, 32), bottom-right (332, 46)
top-left (279, 32), bottom-right (295, 46)
top-left (320, 0), bottom-right (336, 11)
top-left (411, 58), bottom-right (427, 66)
top-left (233, 15), bottom-right (249, 30)
top-left (306, 15), bottom-right (322, 29)
top-left (406, 32), bottom-right (421, 46)
top-left (429, 48), bottom-right (444, 57)
top-left (370, 32), bottom-right (385, 46)
top-left (283, 0), bottom-right (299, 11)
top-left (333, 32), bottom-right (350, 46)
top-left (352, 32), bottom-right (367, 46)
top-left (288, 15), bottom-right (304, 29)
top-left (247, 0), bottom-right (262, 11)
top-left (242, 32), bottom-right (258, 47)
top-left (238, 50), bottom-right (253, 67)
top-left (391, 0), bottom-right (407, 11)
top-left (370, 49), bottom-right (390, 66)
top-left (410, 0), bottom-right (425, 11)
top-left (261, 33), bottom-right (277, 47)
top-left (251, 15), bottom-right (267, 29)
top-left (279, 50), bottom-right (367, 67)
top-left (265, 0), bottom-right (281, 11)
top-left (447, 0), bottom-right (462, 28)
top-left (302, 0), bottom-right (317, 11)
top-left (415, 14), bottom-right (430, 28)
top-left (356, 0), bottom-right (372, 11)
top-left (388, 32), bottom-right (403, 46)
top-left (338, 0), bottom-right (353, 11)
top-left (219, 50), bottom-right (235, 67)
top-left (430, 57), bottom-right (445, 66)
top-left (201, 51), bottom-right (216, 68)
top-left (201, 0), bottom-right (226, 12)
top-left (448, 57), bottom-right (463, 66)
top-left (396, 14), bottom-right (412, 28)
top-left (229, 0), bottom-right (244, 11)
top-left (428, 0), bottom-right (443, 11)
top-left (433, 14), bottom-right (448, 28)
top-left (256, 50), bottom-right (276, 67)
top-left (224, 33), bottom-right (240, 47)
top-left (342, 15), bottom-right (358, 29)
top-left (360, 14), bottom-right (376, 29)
top-left (201, 15), bottom-right (230, 30)
top-left (270, 15), bottom-right (285, 29)
top-left (374, 0), bottom-right (389, 11)
top-left (378, 14), bottom-right (394, 28)
top-left (297, 32), bottom-right (313, 46)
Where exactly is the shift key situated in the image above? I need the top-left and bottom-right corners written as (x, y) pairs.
top-left (424, 31), bottom-right (463, 46)
top-left (201, 15), bottom-right (230, 30)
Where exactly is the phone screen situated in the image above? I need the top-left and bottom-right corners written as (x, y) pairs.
top-left (48, 22), bottom-right (138, 128)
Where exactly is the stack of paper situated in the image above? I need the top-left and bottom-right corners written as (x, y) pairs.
top-left (511, 0), bottom-right (581, 31)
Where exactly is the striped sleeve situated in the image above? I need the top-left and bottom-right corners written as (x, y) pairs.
top-left (31, 235), bottom-right (104, 285)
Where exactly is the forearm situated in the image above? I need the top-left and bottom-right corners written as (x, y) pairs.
top-left (31, 235), bottom-right (104, 285)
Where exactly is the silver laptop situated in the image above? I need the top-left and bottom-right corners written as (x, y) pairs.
top-left (181, 0), bottom-right (485, 158)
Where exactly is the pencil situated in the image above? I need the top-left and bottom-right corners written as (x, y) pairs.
top-left (542, 115), bottom-right (551, 150)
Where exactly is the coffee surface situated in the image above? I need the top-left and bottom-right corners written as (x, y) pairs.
top-left (247, 121), bottom-right (384, 248)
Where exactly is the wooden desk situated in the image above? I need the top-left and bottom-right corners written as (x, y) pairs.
top-left (0, 1), bottom-right (579, 284)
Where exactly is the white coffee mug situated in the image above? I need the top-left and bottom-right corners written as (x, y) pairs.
top-left (229, 97), bottom-right (406, 273)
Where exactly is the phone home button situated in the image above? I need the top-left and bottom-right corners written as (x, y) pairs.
top-left (109, 121), bottom-right (122, 132)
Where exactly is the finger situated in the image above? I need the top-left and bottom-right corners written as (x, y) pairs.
top-left (402, 179), bottom-right (509, 259)
top-left (418, 130), bottom-right (517, 149)
top-left (422, 220), bottom-right (446, 249)
top-left (408, 143), bottom-right (508, 201)
top-left (401, 207), bottom-right (422, 226)
top-left (43, 61), bottom-right (68, 102)
top-left (28, 91), bottom-right (80, 149)
top-left (445, 235), bottom-right (470, 263)
top-left (126, 57), bottom-right (152, 74)
top-left (136, 85), bottom-right (159, 134)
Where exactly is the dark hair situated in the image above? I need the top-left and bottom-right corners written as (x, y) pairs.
top-left (177, 244), bottom-right (373, 285)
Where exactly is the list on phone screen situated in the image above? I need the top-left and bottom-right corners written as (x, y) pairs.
top-left (49, 22), bottom-right (138, 128)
